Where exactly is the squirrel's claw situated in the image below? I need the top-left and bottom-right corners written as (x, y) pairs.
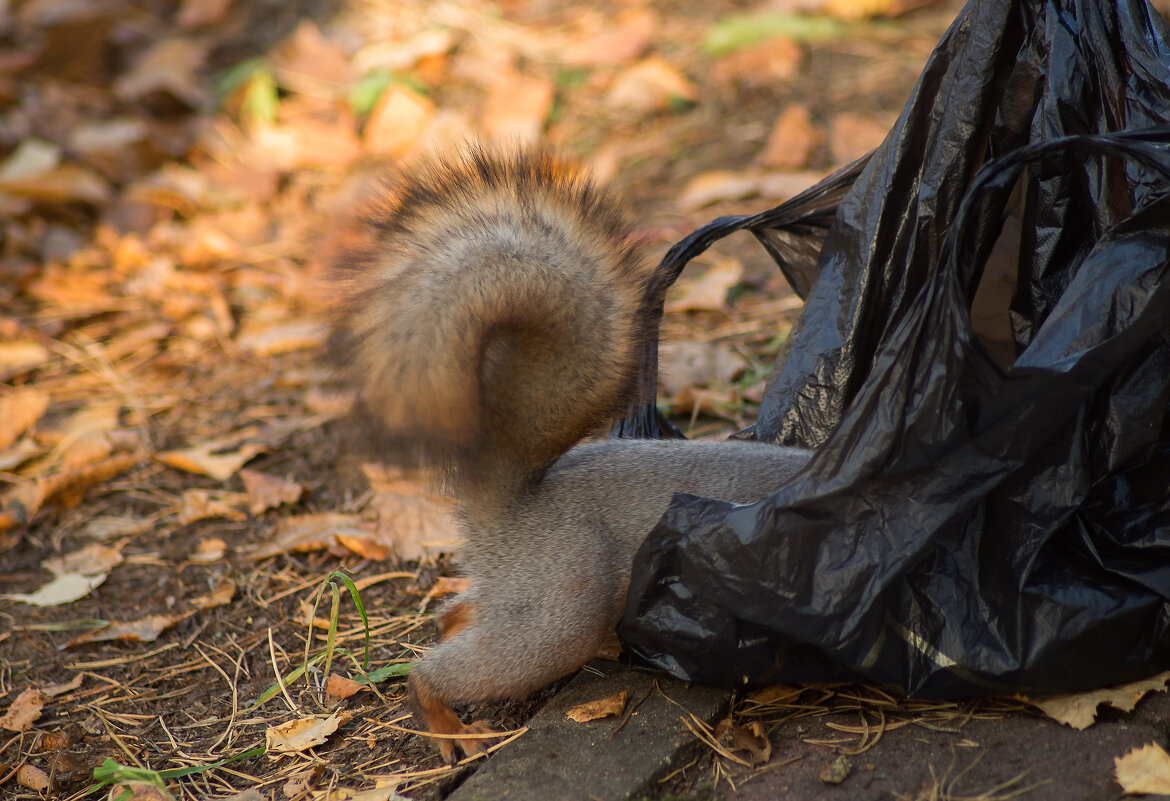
top-left (438, 720), bottom-right (498, 763)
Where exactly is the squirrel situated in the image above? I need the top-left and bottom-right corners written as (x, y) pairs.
top-left (329, 147), bottom-right (814, 762)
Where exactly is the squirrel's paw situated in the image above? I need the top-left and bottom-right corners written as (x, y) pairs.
top-left (437, 720), bottom-right (498, 764)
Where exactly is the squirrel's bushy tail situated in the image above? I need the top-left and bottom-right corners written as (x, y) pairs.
top-left (331, 147), bottom-right (650, 497)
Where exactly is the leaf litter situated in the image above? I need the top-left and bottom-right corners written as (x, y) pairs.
top-left (3, 0), bottom-right (1163, 799)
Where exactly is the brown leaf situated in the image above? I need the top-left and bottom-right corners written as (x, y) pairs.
top-left (1, 688), bottom-right (47, 732)
top-left (0, 388), bottom-right (50, 450)
top-left (43, 673), bottom-right (85, 697)
top-left (759, 104), bottom-right (822, 169)
top-left (325, 673), bottom-right (365, 703)
top-left (828, 112), bottom-right (891, 165)
top-left (266, 714), bottom-right (343, 754)
top-left (67, 612), bottom-right (195, 646)
top-left (822, 0), bottom-right (938, 20)
top-left (5, 452), bottom-right (141, 520)
top-left (0, 341), bottom-right (51, 381)
top-left (665, 258), bottom-right (744, 312)
top-left (365, 465), bottom-right (462, 561)
top-left (678, 170), bottom-right (760, 209)
top-left (249, 513), bottom-right (378, 559)
top-left (658, 341), bottom-right (746, 401)
top-left (240, 469), bottom-right (304, 515)
top-left (235, 320), bottom-right (327, 356)
top-left (562, 8), bottom-right (657, 66)
top-left (157, 429), bottom-right (265, 481)
top-left (714, 37), bottom-right (802, 90)
top-left (819, 754), bottom-right (852, 784)
top-left (177, 0), bottom-right (232, 28)
top-left (82, 515), bottom-right (154, 541)
top-left (189, 537), bottom-right (229, 563)
top-left (270, 21), bottom-right (355, 96)
top-left (606, 55), bottom-right (697, 113)
top-left (566, 691), bottom-right (628, 723)
top-left (481, 71), bottom-right (554, 143)
top-left (190, 577), bottom-right (237, 610)
top-left (363, 84), bottom-right (436, 158)
top-left (1115, 743), bottom-right (1170, 795)
top-left (179, 490), bottom-right (248, 524)
top-left (114, 37), bottom-right (209, 108)
top-left (714, 718), bottom-right (773, 764)
top-left (1028, 671), bottom-right (1170, 730)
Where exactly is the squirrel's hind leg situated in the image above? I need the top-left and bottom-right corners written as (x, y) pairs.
top-left (408, 598), bottom-right (607, 762)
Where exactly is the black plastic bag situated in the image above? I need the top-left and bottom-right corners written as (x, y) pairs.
top-left (617, 0), bottom-right (1170, 696)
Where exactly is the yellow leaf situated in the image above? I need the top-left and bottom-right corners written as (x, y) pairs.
top-left (1115, 743), bottom-right (1170, 795)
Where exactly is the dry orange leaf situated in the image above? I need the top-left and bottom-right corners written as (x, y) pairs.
top-left (240, 469), bottom-right (304, 514)
top-left (271, 21), bottom-right (355, 96)
top-left (665, 258), bottom-right (744, 312)
top-left (68, 612), bottom-right (195, 646)
top-left (190, 537), bottom-right (229, 563)
top-left (566, 691), bottom-right (628, 723)
top-left (1, 688), bottom-right (47, 732)
top-left (1115, 742), bottom-right (1170, 795)
top-left (2, 451), bottom-right (141, 525)
top-left (266, 714), bottom-right (343, 754)
top-left (606, 55), bottom-right (698, 113)
top-left (562, 8), bottom-right (656, 67)
top-left (157, 429), bottom-right (265, 481)
top-left (678, 170), bottom-right (760, 209)
top-left (828, 111), bottom-right (891, 165)
top-left (481, 71), bottom-right (555, 143)
top-left (114, 37), bottom-right (209, 108)
top-left (2, 542), bottom-right (124, 605)
top-left (715, 718), bottom-right (773, 765)
top-left (179, 489), bottom-right (248, 525)
top-left (365, 466), bottom-right (462, 561)
top-left (714, 37), bottom-right (802, 90)
top-left (0, 388), bottom-right (50, 450)
top-left (249, 513), bottom-right (378, 559)
top-left (0, 341), bottom-right (51, 380)
top-left (760, 104), bottom-right (822, 169)
top-left (1028, 671), bottom-right (1170, 730)
top-left (364, 84), bottom-right (436, 158)
top-left (235, 320), bottom-right (327, 356)
top-left (190, 577), bottom-right (237, 610)
top-left (43, 674), bottom-right (85, 697)
top-left (325, 673), bottom-right (365, 704)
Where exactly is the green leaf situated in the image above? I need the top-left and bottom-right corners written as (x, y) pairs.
top-left (704, 13), bottom-right (848, 56)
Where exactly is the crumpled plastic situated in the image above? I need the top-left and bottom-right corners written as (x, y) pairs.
top-left (617, 0), bottom-right (1170, 696)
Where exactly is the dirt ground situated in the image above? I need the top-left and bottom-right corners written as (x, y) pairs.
top-left (2, 0), bottom-right (1167, 799)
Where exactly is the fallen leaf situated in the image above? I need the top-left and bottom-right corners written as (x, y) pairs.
top-left (828, 112), bottom-right (891, 165)
top-left (365, 465), bottom-right (462, 561)
top-left (114, 37), bottom-right (209, 108)
top-left (566, 691), bottom-right (628, 722)
top-left (658, 341), bottom-right (746, 400)
top-left (190, 537), bottom-right (229, 563)
top-left (759, 104), bottom-right (822, 169)
top-left (2, 542), bottom-right (125, 605)
top-left (249, 513), bottom-right (378, 560)
top-left (679, 170), bottom-right (760, 209)
top-left (240, 469), bottom-right (303, 514)
top-left (481, 71), bottom-right (554, 143)
top-left (235, 319), bottom-right (327, 356)
top-left (1115, 742), bottom-right (1170, 795)
top-left (0, 341), bottom-right (51, 380)
top-left (266, 714), bottom-right (343, 754)
top-left (562, 8), bottom-right (656, 66)
top-left (715, 718), bottom-right (773, 764)
top-left (16, 764), bottom-right (50, 791)
top-left (43, 674), bottom-right (85, 697)
top-left (606, 55), bottom-right (698, 113)
top-left (0, 440), bottom-right (44, 471)
top-left (1028, 671), bottom-right (1170, 729)
top-left (104, 782), bottom-right (175, 801)
top-left (666, 258), bottom-right (744, 312)
top-left (714, 36), bottom-right (803, 90)
top-left (744, 684), bottom-right (802, 706)
top-left (156, 429), bottom-right (265, 481)
top-left (282, 766), bottom-right (323, 798)
top-left (179, 490), bottom-right (248, 524)
top-left (190, 577), bottom-right (237, 610)
top-left (0, 388), bottom-right (50, 450)
top-left (270, 21), bottom-right (354, 97)
top-left (363, 84), bottom-right (436, 158)
top-left (177, 0), bottom-right (232, 28)
top-left (325, 674), bottom-right (365, 703)
top-left (4, 451), bottom-right (142, 519)
top-left (82, 515), bottom-right (154, 541)
top-left (823, 0), bottom-right (938, 21)
top-left (1, 573), bottom-right (108, 606)
top-left (68, 612), bottom-right (194, 646)
top-left (45, 542), bottom-right (124, 575)
top-left (1, 688), bottom-right (47, 731)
